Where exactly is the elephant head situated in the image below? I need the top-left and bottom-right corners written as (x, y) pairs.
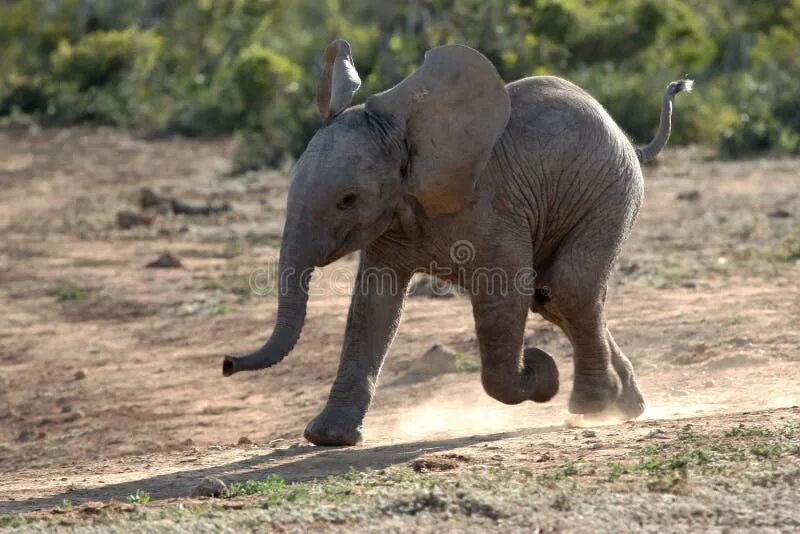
top-left (222, 39), bottom-right (510, 376)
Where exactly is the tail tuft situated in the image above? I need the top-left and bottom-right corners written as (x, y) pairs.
top-left (668, 79), bottom-right (694, 96)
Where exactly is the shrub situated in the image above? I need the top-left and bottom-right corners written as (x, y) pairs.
top-left (1, 0), bottom-right (799, 165)
top-left (47, 29), bottom-right (163, 126)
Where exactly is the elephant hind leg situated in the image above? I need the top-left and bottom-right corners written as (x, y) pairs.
top-left (607, 329), bottom-right (645, 418)
top-left (558, 302), bottom-right (623, 414)
top-left (533, 224), bottom-right (643, 417)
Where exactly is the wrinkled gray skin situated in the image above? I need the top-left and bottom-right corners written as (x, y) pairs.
top-left (222, 40), bottom-right (692, 446)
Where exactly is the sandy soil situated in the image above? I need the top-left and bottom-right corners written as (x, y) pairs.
top-left (0, 127), bottom-right (798, 530)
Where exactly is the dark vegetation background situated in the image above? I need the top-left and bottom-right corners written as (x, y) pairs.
top-left (1, 0), bottom-right (798, 172)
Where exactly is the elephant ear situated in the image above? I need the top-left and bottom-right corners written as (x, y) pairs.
top-left (367, 45), bottom-right (510, 216)
top-left (316, 39), bottom-right (361, 119)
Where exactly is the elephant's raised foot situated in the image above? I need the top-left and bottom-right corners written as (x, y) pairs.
top-left (304, 409), bottom-right (364, 446)
top-left (482, 347), bottom-right (559, 405)
top-left (523, 347), bottom-right (560, 403)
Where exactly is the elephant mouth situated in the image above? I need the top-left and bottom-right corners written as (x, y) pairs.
top-left (320, 230), bottom-right (355, 266)
top-left (319, 208), bottom-right (398, 266)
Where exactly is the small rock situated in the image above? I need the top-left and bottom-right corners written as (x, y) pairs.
top-left (414, 345), bottom-right (458, 375)
top-left (17, 429), bottom-right (35, 442)
top-left (237, 436), bottom-right (252, 446)
top-left (146, 251), bottom-right (183, 269)
top-left (73, 369), bottom-right (87, 381)
top-left (192, 476), bottom-right (229, 498)
top-left (644, 428), bottom-right (668, 439)
top-left (139, 187), bottom-right (170, 209)
top-left (0, 407), bottom-right (19, 420)
top-left (63, 410), bottom-right (85, 422)
top-left (171, 199), bottom-right (231, 216)
top-left (618, 262), bottom-right (640, 275)
top-left (767, 208), bottom-right (792, 219)
top-left (581, 430), bottom-right (597, 438)
top-left (268, 438), bottom-right (286, 448)
top-left (79, 501), bottom-right (106, 514)
top-left (411, 456), bottom-right (464, 472)
top-left (116, 210), bottom-right (155, 229)
top-left (60, 404), bottom-right (73, 413)
top-left (676, 190), bottom-right (701, 202)
top-left (703, 379), bottom-right (716, 388)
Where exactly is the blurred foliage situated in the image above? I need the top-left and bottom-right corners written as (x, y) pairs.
top-left (1, 0), bottom-right (799, 170)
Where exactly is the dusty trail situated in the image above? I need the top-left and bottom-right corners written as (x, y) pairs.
top-left (1, 129), bottom-right (798, 529)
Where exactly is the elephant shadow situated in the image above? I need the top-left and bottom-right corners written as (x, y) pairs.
top-left (1, 425), bottom-right (561, 514)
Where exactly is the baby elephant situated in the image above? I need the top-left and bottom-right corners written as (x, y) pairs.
top-left (222, 39), bottom-right (692, 446)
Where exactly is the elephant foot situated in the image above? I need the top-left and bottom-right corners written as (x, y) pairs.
top-left (613, 377), bottom-right (645, 419)
top-left (523, 347), bottom-right (559, 403)
top-left (304, 408), bottom-right (364, 446)
top-left (568, 367), bottom-right (622, 415)
top-left (482, 347), bottom-right (559, 405)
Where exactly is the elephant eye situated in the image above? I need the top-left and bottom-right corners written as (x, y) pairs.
top-left (337, 192), bottom-right (358, 210)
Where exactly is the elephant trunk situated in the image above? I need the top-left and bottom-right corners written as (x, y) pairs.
top-left (636, 79), bottom-right (693, 164)
top-left (222, 239), bottom-right (314, 377)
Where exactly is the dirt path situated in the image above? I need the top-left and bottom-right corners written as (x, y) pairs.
top-left (1, 129), bottom-right (798, 529)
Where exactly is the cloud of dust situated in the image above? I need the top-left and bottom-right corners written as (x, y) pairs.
top-left (768, 395), bottom-right (797, 408)
top-left (377, 395), bottom-right (712, 442)
top-left (642, 402), bottom-right (715, 420)
top-left (371, 386), bottom-right (798, 443)
top-left (376, 396), bottom-right (564, 442)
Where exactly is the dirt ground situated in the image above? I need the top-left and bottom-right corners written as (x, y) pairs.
top-left (1, 127), bottom-right (799, 531)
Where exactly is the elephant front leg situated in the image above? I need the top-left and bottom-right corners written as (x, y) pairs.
top-left (472, 292), bottom-right (559, 405)
top-left (304, 255), bottom-right (411, 446)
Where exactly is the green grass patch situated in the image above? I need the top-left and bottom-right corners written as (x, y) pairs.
top-left (725, 425), bottom-right (773, 438)
top-left (750, 444), bottom-right (784, 458)
top-left (543, 462), bottom-right (579, 481)
top-left (454, 352), bottom-right (480, 373)
top-left (214, 304), bottom-right (234, 315)
top-left (775, 234), bottom-right (800, 262)
top-left (127, 489), bottom-right (152, 505)
top-left (607, 462), bottom-right (630, 481)
top-left (0, 514), bottom-right (25, 528)
top-left (53, 280), bottom-right (87, 301)
top-left (229, 475), bottom-right (286, 497)
top-left (227, 469), bottom-right (379, 508)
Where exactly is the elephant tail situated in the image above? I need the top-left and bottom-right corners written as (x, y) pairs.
top-left (636, 79), bottom-right (693, 164)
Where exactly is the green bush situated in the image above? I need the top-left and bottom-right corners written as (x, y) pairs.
top-left (46, 29), bottom-right (163, 125)
top-left (1, 0), bottom-right (799, 167)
